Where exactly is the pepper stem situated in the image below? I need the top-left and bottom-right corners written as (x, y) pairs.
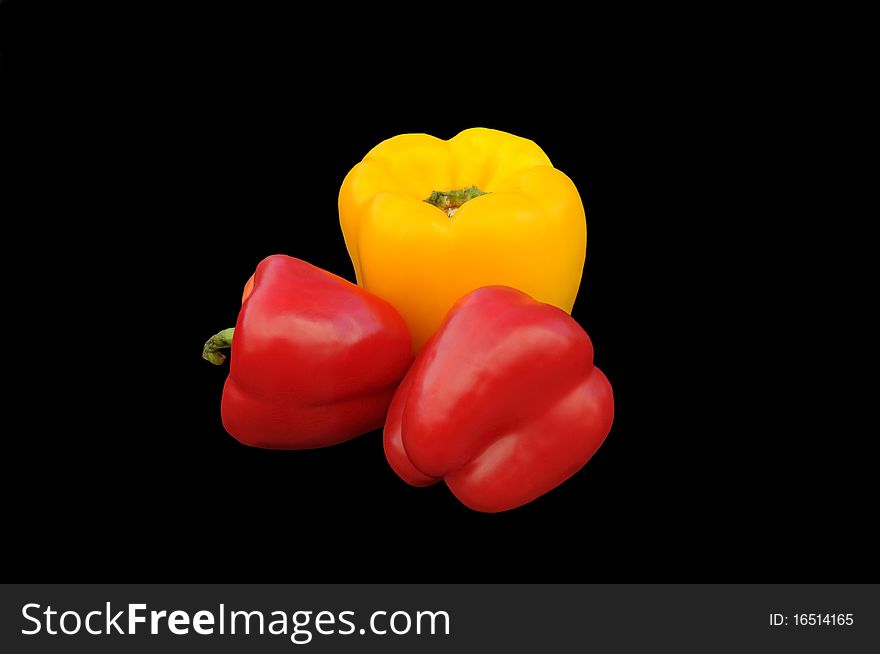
top-left (424, 185), bottom-right (487, 217)
top-left (202, 328), bottom-right (235, 365)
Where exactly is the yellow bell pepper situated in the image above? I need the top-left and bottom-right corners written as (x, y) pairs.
top-left (338, 127), bottom-right (587, 350)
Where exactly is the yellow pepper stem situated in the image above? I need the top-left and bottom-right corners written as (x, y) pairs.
top-left (424, 185), bottom-right (487, 217)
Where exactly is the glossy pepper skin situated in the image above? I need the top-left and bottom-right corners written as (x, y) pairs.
top-left (339, 127), bottom-right (586, 351)
top-left (384, 286), bottom-right (613, 512)
top-left (209, 255), bottom-right (412, 449)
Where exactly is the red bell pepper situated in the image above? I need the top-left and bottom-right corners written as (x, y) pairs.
top-left (203, 255), bottom-right (412, 449)
top-left (384, 286), bottom-right (614, 512)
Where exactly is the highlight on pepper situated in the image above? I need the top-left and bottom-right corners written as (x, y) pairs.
top-left (339, 127), bottom-right (587, 351)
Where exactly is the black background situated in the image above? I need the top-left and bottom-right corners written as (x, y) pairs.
top-left (2, 3), bottom-right (875, 581)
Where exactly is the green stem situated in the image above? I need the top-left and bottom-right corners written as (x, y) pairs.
top-left (202, 328), bottom-right (235, 365)
top-left (424, 185), bottom-right (487, 217)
